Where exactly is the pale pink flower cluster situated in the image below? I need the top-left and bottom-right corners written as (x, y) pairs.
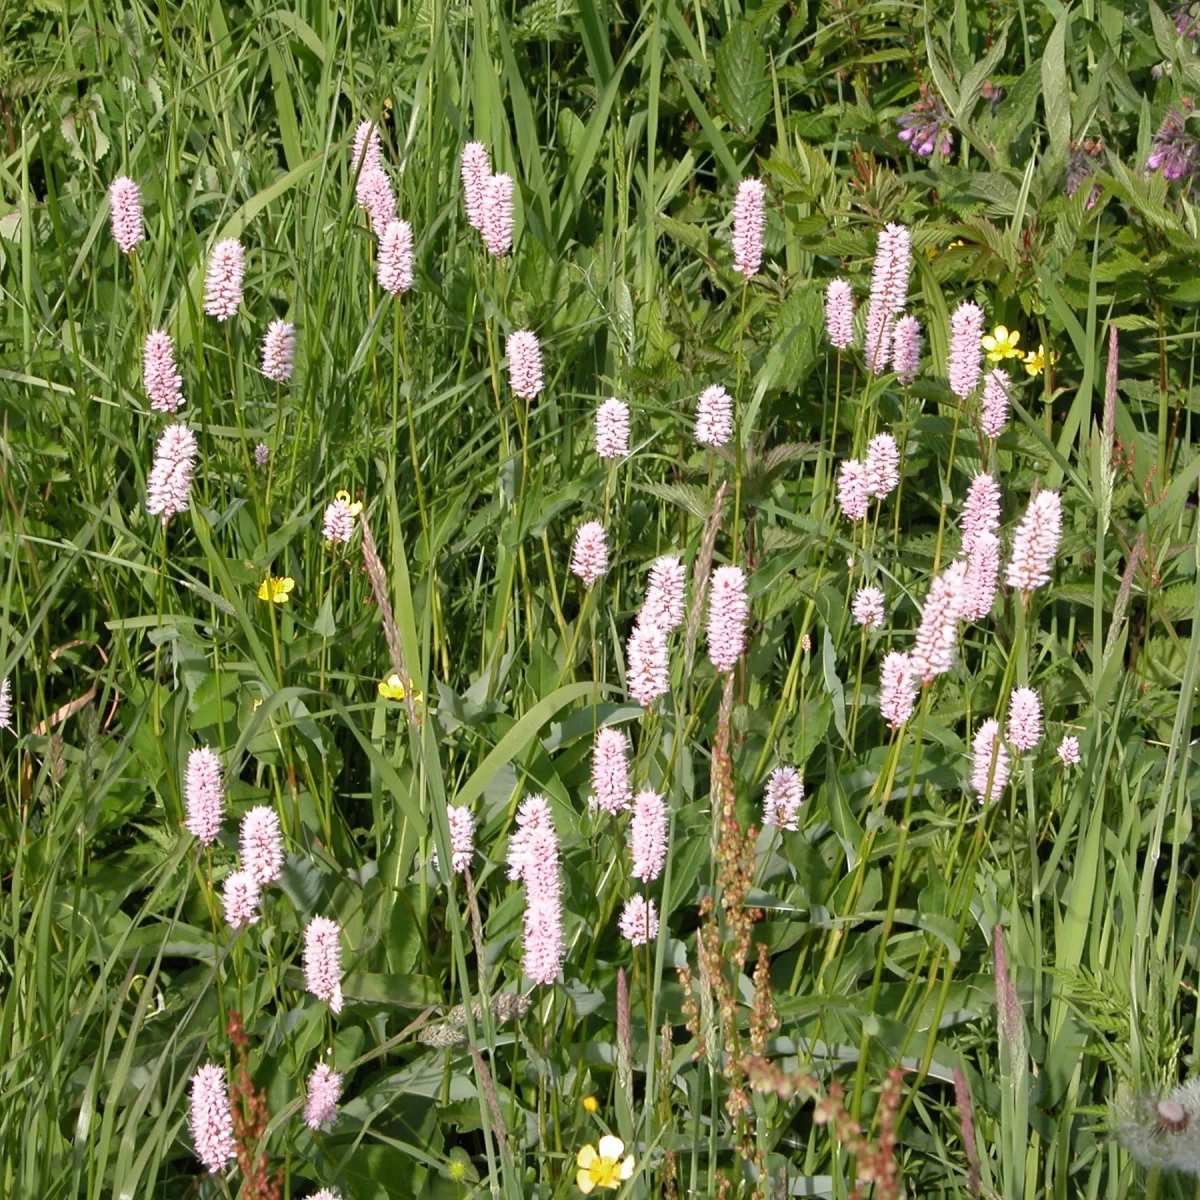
top-left (879, 651), bottom-right (916, 729)
top-left (460, 142), bottom-right (490, 230)
top-left (240, 805), bottom-right (284, 885)
top-left (864, 223), bottom-right (912, 373)
top-left (980, 369), bottom-right (1009, 439)
top-left (189, 1064), bottom-right (236, 1173)
top-left (763, 766), bottom-right (803, 831)
top-left (910, 560), bottom-right (967, 683)
top-left (731, 178), bottom-right (766, 278)
top-left (1057, 735), bottom-right (1080, 767)
top-left (352, 120), bottom-right (383, 175)
top-left (595, 397), bottom-right (630, 458)
top-left (837, 459), bottom-right (871, 521)
top-left (184, 746), bottom-right (223, 844)
top-left (447, 804), bottom-right (475, 873)
top-left (109, 176), bottom-right (144, 254)
top-left (706, 565), bottom-right (749, 672)
top-left (960, 473), bottom-right (1001, 554)
top-left (638, 556), bottom-right (686, 633)
top-left (695, 385), bottom-right (733, 448)
top-left (143, 331), bottom-right (184, 413)
top-left (619, 896), bottom-right (659, 946)
top-left (824, 279), bottom-right (855, 350)
top-left (304, 916), bottom-right (344, 1013)
top-left (891, 315), bottom-right (922, 382)
top-left (483, 173), bottom-right (515, 256)
top-left (222, 870), bottom-right (261, 930)
top-left (961, 530), bottom-right (1000, 623)
top-left (203, 239), bottom-right (245, 321)
top-left (506, 330), bottom-right (543, 400)
top-left (591, 727), bottom-right (632, 815)
top-left (356, 167), bottom-right (396, 238)
top-left (627, 622), bottom-right (669, 707)
top-left (378, 220), bottom-right (414, 294)
top-left (1008, 687), bottom-right (1042, 752)
top-left (323, 496), bottom-right (359, 545)
top-left (0, 679), bottom-right (11, 731)
top-left (510, 798), bottom-right (562, 985)
top-left (947, 301), bottom-right (985, 398)
top-left (852, 586), bottom-right (885, 629)
top-left (147, 423), bottom-right (197, 527)
top-left (629, 789), bottom-right (667, 882)
top-left (570, 521), bottom-right (608, 586)
top-left (1005, 490), bottom-right (1062, 594)
top-left (865, 432), bottom-right (900, 497)
top-left (971, 718), bottom-right (1010, 803)
top-left (254, 443), bottom-right (270, 467)
top-left (304, 1062), bottom-right (343, 1131)
top-left (506, 794), bottom-right (553, 881)
top-left (260, 320), bottom-right (296, 383)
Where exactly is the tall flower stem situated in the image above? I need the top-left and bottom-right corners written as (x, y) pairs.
top-left (731, 276), bottom-right (749, 562)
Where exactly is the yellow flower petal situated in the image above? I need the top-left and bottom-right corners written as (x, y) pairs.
top-left (576, 1145), bottom-right (598, 1169)
top-left (257, 581), bottom-right (270, 600)
top-left (597, 1136), bottom-right (624, 1161)
top-left (348, 501), bottom-right (364, 516)
top-left (1007, 329), bottom-right (1020, 348)
top-left (576, 1169), bottom-right (596, 1194)
top-left (335, 490), bottom-right (351, 504)
top-left (981, 336), bottom-right (998, 352)
top-left (582, 1096), bottom-right (599, 1113)
top-left (993, 326), bottom-right (1009, 342)
top-left (619, 1156), bottom-right (635, 1180)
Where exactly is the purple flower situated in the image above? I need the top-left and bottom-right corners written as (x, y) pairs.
top-left (731, 178), bottom-right (766, 278)
top-left (222, 870), bottom-right (261, 930)
top-left (960, 473), bottom-right (1002, 555)
top-left (591, 727), bottom-right (632, 815)
top-left (460, 141), bottom-right (491, 230)
top-left (1148, 101), bottom-right (1200, 182)
top-left (1008, 687), bottom-right (1042, 752)
top-left (638, 556), bottom-right (686, 633)
top-left (891, 315), bottom-right (922, 382)
top-left (980, 369), bottom-right (1009, 440)
top-left (1057, 735), bottom-right (1081, 767)
top-left (879, 651), bottom-right (916, 729)
top-left (864, 223), bottom-right (912, 373)
top-left (506, 330), bottom-right (543, 400)
top-left (910, 560), bottom-right (968, 683)
top-left (837, 459), bottom-right (871, 521)
top-left (240, 805), bottom-right (283, 885)
top-left (1005, 490), bottom-right (1062, 595)
top-left (896, 85), bottom-right (955, 158)
top-left (521, 821), bottom-right (563, 985)
top-left (695, 385), bottom-right (733, 447)
top-left (570, 521), bottom-right (608, 587)
top-left (825, 279), bottom-right (855, 350)
top-left (852, 586), bottom-right (885, 630)
top-left (203, 239), bottom-right (245, 322)
top-left (947, 301), bottom-right (986, 399)
top-left (961, 530), bottom-right (1000, 623)
top-left (865, 432), bottom-right (900, 498)
top-left (378, 219), bottom-right (414, 295)
top-left (356, 167), bottom-right (396, 237)
top-left (971, 718), bottom-right (1010, 803)
top-left (627, 622), bottom-right (669, 708)
top-left (447, 804), bottom-right (475, 873)
top-left (595, 397), bottom-right (630, 459)
top-left (482, 173), bottom-right (514, 256)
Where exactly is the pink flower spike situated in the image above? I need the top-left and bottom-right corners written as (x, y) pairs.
top-left (461, 141), bottom-right (491, 230)
top-left (891, 315), bottom-right (922, 382)
top-left (1057, 735), bottom-right (1080, 767)
top-left (521, 821), bottom-right (563, 986)
top-left (852, 586), bottom-right (886, 630)
top-left (254, 443), bottom-right (269, 468)
top-left (184, 746), bottom-right (223, 844)
top-left (506, 329), bottom-right (543, 400)
top-left (0, 678), bottom-right (11, 731)
top-left (146, 423), bottom-right (198, 528)
top-left (732, 178), bottom-right (766, 278)
top-left (378, 219), bottom-right (414, 295)
top-left (143, 330), bottom-right (184, 414)
top-left (706, 565), bottom-right (749, 673)
top-left (947, 301), bottom-right (986, 398)
top-left (864, 223), bottom-right (912, 373)
top-left (1005, 490), bottom-right (1062, 595)
top-left (109, 176), bottom-right (144, 254)
top-left (960, 473), bottom-right (1002, 555)
top-left (507, 794), bottom-right (553, 882)
top-left (355, 167), bottom-right (396, 238)
top-left (240, 805), bottom-right (283, 885)
top-left (570, 520), bottom-right (608, 587)
top-left (322, 496), bottom-right (359, 545)
top-left (627, 622), bottom-right (669, 708)
top-left (304, 1062), bottom-right (343, 1131)
top-left (309, 1192), bottom-right (342, 1200)
top-left (638, 555), bottom-right (687, 633)
top-left (352, 120), bottom-right (383, 176)
top-left (629, 790), bottom-right (668, 883)
top-left (222, 870), bottom-right (261, 931)
top-left (879, 651), bottom-right (916, 729)
top-left (962, 530), bottom-right (1000, 623)
top-left (189, 1064), bottom-right (236, 1173)
top-left (303, 916), bottom-right (344, 1014)
top-left (825, 279), bottom-right (855, 350)
top-left (203, 239), bottom-right (245, 322)
top-left (260, 319), bottom-right (296, 384)
top-left (837, 459), bottom-right (871, 521)
top-left (619, 896), bottom-right (659, 947)
top-left (591, 727), bottom-right (632, 815)
top-left (1008, 687), bottom-right (1042, 752)
top-left (447, 804), bottom-right (475, 873)
top-left (910, 560), bottom-right (968, 683)
top-left (595, 397), bottom-right (630, 459)
top-left (695, 385), bottom-right (733, 448)
top-left (980, 368), bottom-right (1009, 439)
top-left (482, 173), bottom-right (515, 256)
top-left (865, 432), bottom-right (900, 498)
top-left (971, 718), bottom-right (1010, 803)
top-left (763, 766), bottom-right (803, 831)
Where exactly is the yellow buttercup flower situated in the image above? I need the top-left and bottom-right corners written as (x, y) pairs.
top-left (378, 673), bottom-right (424, 706)
top-left (582, 1095), bottom-right (600, 1114)
top-left (334, 489), bottom-right (364, 517)
top-left (1023, 344), bottom-right (1059, 376)
top-left (576, 1136), bottom-right (634, 1193)
top-left (981, 325), bottom-right (1022, 362)
top-left (258, 576), bottom-right (295, 604)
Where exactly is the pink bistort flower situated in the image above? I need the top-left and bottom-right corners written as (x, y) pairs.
top-left (971, 718), bottom-right (1010, 803)
top-left (254, 443), bottom-right (270, 467)
top-left (240, 805), bottom-right (283, 885)
top-left (960, 473), bottom-right (1002, 555)
top-left (304, 1062), bottom-right (343, 1131)
top-left (447, 803), bottom-right (475, 873)
top-left (864, 223), bottom-right (912, 373)
top-left (189, 1064), bottom-right (236, 1173)
top-left (879, 651), bottom-right (916, 729)
top-left (865, 432), bottom-right (900, 498)
top-left (203, 239), bottom-right (245, 322)
top-left (323, 495), bottom-right (359, 545)
top-left (1057, 735), bottom-right (1080, 767)
top-left (1005, 490), bottom-right (1062, 595)
top-left (595, 397), bottom-right (630, 459)
top-left (852, 586), bottom-right (886, 629)
top-left (146, 423), bottom-right (198, 527)
top-left (378, 219), bottom-right (414, 294)
top-left (638, 556), bottom-right (686, 633)
top-left (356, 167), bottom-right (396, 238)
top-left (143, 330), bottom-right (184, 414)
top-left (1008, 687), bottom-right (1042, 752)
top-left (482, 173), bottom-right (515, 256)
top-left (352, 120), bottom-right (383, 175)
top-left (521, 822), bottom-right (563, 985)
top-left (891, 315), bottom-right (922, 383)
top-left (506, 329), bottom-right (543, 400)
top-left (837, 459), bottom-right (871, 521)
top-left (706, 565), bottom-right (749, 673)
top-left (980, 368), bottom-right (1009, 439)
top-left (695, 385), bottom-right (733, 448)
top-left (961, 530), bottom-right (1000, 623)
top-left (619, 896), bottom-right (659, 947)
top-left (222, 870), bottom-right (261, 931)
top-left (909, 560), bottom-right (967, 683)
top-left (947, 301), bottom-right (986, 398)
top-left (627, 622), bottom-right (669, 708)
top-left (763, 766), bottom-right (803, 831)
top-left (570, 521), bottom-right (608, 587)
top-left (825, 279), bottom-right (855, 350)
top-left (303, 916), bottom-right (344, 1013)
top-left (629, 789), bottom-right (667, 883)
top-left (184, 746), bottom-right (223, 844)
top-left (507, 793), bottom-right (554, 881)
top-left (732, 178), bottom-right (766, 278)
top-left (260, 319), bottom-right (296, 384)
top-left (109, 176), bottom-right (144, 254)
top-left (460, 141), bottom-right (491, 230)
top-left (0, 678), bottom-right (11, 731)
top-left (591, 727), bottom-right (632, 815)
